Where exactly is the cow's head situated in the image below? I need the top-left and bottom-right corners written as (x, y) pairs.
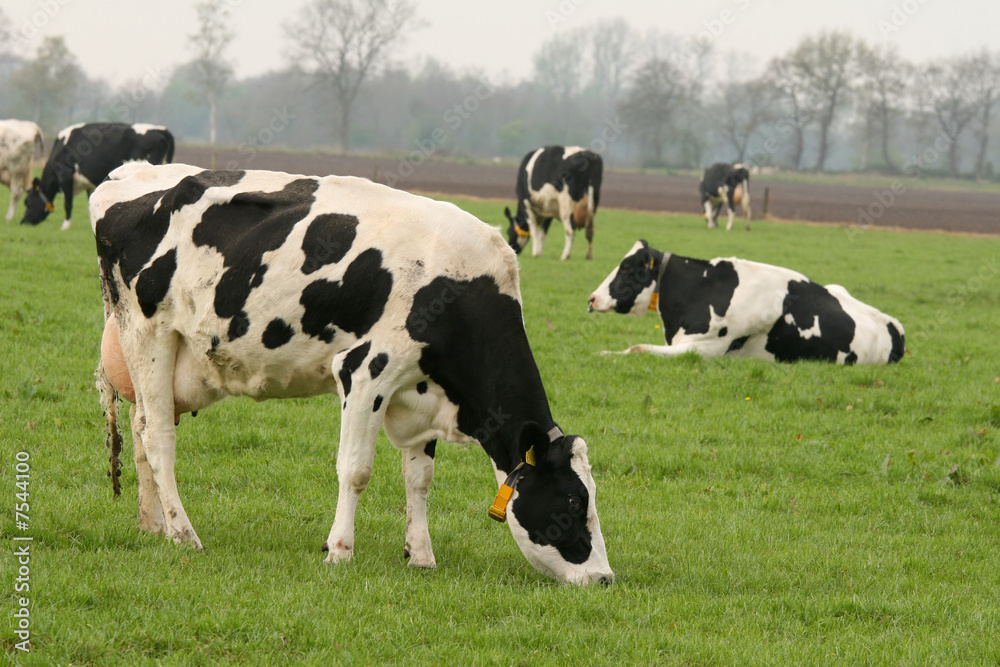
top-left (503, 206), bottom-right (529, 254)
top-left (495, 422), bottom-right (613, 585)
top-left (588, 240), bottom-right (662, 315)
top-left (21, 178), bottom-right (53, 225)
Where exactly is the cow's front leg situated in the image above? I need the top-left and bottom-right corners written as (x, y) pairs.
top-left (325, 346), bottom-right (386, 564)
top-left (60, 180), bottom-right (73, 230)
top-left (402, 440), bottom-right (437, 568)
top-left (560, 223), bottom-right (575, 261)
top-left (6, 182), bottom-right (21, 220)
top-left (725, 205), bottom-right (736, 231)
top-left (130, 403), bottom-right (166, 535)
top-left (526, 206), bottom-right (545, 257)
top-left (703, 200), bottom-right (717, 229)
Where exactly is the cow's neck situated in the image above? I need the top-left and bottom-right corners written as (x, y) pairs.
top-left (652, 248), bottom-right (670, 294)
top-left (39, 163), bottom-right (62, 200)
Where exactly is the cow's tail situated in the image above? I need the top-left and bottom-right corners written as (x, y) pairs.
top-left (95, 274), bottom-right (123, 497)
top-left (33, 128), bottom-right (44, 158)
top-left (585, 154), bottom-right (603, 245)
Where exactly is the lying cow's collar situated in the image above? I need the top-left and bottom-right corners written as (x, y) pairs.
top-left (648, 253), bottom-right (669, 312)
top-left (488, 425), bottom-right (565, 522)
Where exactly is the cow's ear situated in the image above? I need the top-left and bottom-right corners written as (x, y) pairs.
top-left (638, 238), bottom-right (649, 248)
top-left (517, 421), bottom-right (550, 467)
top-left (504, 206), bottom-right (513, 222)
top-left (32, 178), bottom-right (41, 189)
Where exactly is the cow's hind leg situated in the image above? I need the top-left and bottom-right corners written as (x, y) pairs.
top-left (401, 440), bottom-right (437, 568)
top-left (130, 402), bottom-right (167, 535)
top-left (128, 332), bottom-right (201, 547)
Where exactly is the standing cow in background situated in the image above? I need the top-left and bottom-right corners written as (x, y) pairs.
top-left (504, 146), bottom-right (603, 260)
top-left (589, 240), bottom-right (905, 364)
top-left (23, 122), bottom-right (174, 230)
top-left (700, 162), bottom-right (751, 231)
top-left (0, 119), bottom-right (44, 221)
top-left (93, 162), bottom-right (613, 585)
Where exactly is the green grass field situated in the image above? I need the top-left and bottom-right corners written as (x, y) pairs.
top-left (1, 187), bottom-right (999, 665)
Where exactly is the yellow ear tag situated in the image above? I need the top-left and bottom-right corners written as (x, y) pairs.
top-left (524, 445), bottom-right (536, 466)
top-left (648, 293), bottom-right (659, 312)
top-left (45, 202), bottom-right (54, 212)
top-left (647, 257), bottom-right (654, 270)
top-left (489, 484), bottom-right (514, 522)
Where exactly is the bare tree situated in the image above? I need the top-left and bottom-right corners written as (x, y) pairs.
top-left (919, 57), bottom-right (981, 178)
top-left (10, 36), bottom-right (83, 128)
top-left (619, 58), bottom-right (690, 164)
top-left (855, 43), bottom-right (909, 173)
top-left (589, 18), bottom-right (640, 113)
top-left (787, 31), bottom-right (857, 171)
top-left (966, 51), bottom-right (1000, 180)
top-left (764, 56), bottom-right (810, 169)
top-left (189, 0), bottom-right (235, 168)
top-left (285, 0), bottom-right (420, 152)
top-left (532, 30), bottom-right (586, 102)
top-left (716, 78), bottom-right (775, 162)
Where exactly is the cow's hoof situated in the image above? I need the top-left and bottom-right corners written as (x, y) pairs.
top-left (406, 555), bottom-right (437, 569)
top-left (323, 540), bottom-right (353, 564)
top-left (170, 531), bottom-right (203, 550)
top-left (60, 220), bottom-right (71, 231)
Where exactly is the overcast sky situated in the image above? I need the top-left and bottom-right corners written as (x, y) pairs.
top-left (4, 0), bottom-right (997, 86)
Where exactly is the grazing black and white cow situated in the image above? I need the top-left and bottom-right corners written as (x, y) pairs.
top-left (24, 122), bottom-right (174, 230)
top-left (503, 145), bottom-right (602, 260)
top-left (588, 240), bottom-right (905, 364)
top-left (700, 162), bottom-right (751, 231)
top-left (92, 162), bottom-right (613, 585)
top-left (0, 120), bottom-right (44, 221)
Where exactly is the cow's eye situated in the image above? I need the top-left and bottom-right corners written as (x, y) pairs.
top-left (568, 496), bottom-right (584, 516)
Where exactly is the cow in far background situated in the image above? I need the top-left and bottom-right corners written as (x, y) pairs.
top-left (504, 146), bottom-right (603, 260)
top-left (22, 122), bottom-right (174, 230)
top-left (700, 162), bottom-right (751, 231)
top-left (0, 119), bottom-right (44, 221)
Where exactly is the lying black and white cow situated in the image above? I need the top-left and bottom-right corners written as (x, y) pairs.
top-left (24, 122), bottom-right (174, 230)
top-left (700, 162), bottom-right (751, 231)
top-left (588, 240), bottom-right (905, 364)
top-left (92, 162), bottom-right (613, 585)
top-left (0, 119), bottom-right (44, 221)
top-left (504, 145), bottom-right (602, 260)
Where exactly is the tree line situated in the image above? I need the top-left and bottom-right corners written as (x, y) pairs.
top-left (1, 1), bottom-right (998, 179)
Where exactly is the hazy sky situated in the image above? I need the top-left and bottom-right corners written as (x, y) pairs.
top-left (4, 0), bottom-right (996, 86)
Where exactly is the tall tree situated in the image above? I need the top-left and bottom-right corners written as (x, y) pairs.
top-left (10, 36), bottom-right (83, 128)
top-left (716, 78), bottom-right (775, 162)
top-left (285, 0), bottom-right (420, 152)
top-left (764, 55), bottom-right (810, 169)
top-left (919, 57), bottom-right (981, 178)
top-left (967, 51), bottom-right (1000, 180)
top-left (855, 43), bottom-right (909, 173)
top-left (787, 31), bottom-right (857, 171)
top-left (188, 0), bottom-right (235, 168)
top-left (619, 58), bottom-right (690, 164)
top-left (532, 30), bottom-right (586, 102)
top-left (588, 18), bottom-right (640, 113)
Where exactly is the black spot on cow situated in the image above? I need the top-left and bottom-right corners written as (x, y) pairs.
top-left (424, 440), bottom-right (436, 459)
top-left (369, 352), bottom-right (389, 379)
top-left (659, 257), bottom-right (739, 344)
top-left (228, 313), bottom-right (250, 341)
top-left (606, 242), bottom-right (660, 314)
top-left (135, 249), bottom-right (177, 318)
top-left (338, 341), bottom-right (371, 399)
top-left (95, 188), bottom-right (172, 305)
top-left (765, 280), bottom-right (856, 362)
top-left (262, 318), bottom-right (294, 349)
top-left (299, 248), bottom-right (393, 343)
top-left (718, 327), bottom-right (728, 337)
top-left (727, 335), bottom-right (750, 353)
top-left (302, 213), bottom-right (359, 275)
top-left (887, 322), bottom-right (905, 363)
top-left (416, 381), bottom-right (428, 394)
top-left (192, 177), bottom-right (320, 341)
top-left (210, 335), bottom-right (220, 351)
top-left (844, 351), bottom-right (858, 365)
top-left (372, 395), bottom-right (383, 412)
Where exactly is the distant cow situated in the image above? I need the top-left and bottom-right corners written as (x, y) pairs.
top-left (24, 122), bottom-right (174, 230)
top-left (92, 162), bottom-right (613, 585)
top-left (700, 162), bottom-right (750, 231)
top-left (0, 120), bottom-right (44, 221)
top-left (588, 240), bottom-right (905, 364)
top-left (504, 146), bottom-right (602, 260)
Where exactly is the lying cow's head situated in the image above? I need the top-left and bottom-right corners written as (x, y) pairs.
top-left (503, 206), bottom-right (529, 254)
top-left (21, 178), bottom-right (53, 225)
top-left (588, 240), bottom-right (662, 315)
top-left (499, 422), bottom-right (613, 585)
